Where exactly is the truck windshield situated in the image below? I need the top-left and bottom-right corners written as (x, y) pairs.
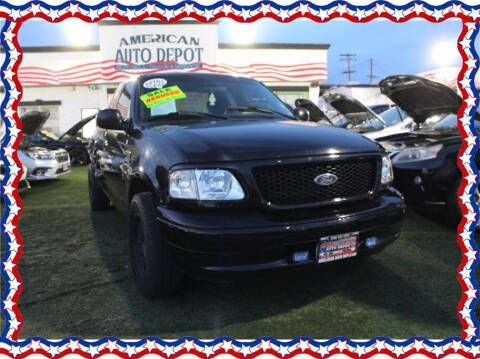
top-left (138, 75), bottom-right (294, 122)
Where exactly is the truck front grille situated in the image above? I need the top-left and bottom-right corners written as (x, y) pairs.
top-left (252, 159), bottom-right (378, 206)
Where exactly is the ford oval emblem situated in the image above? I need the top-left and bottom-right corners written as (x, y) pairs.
top-left (314, 173), bottom-right (338, 186)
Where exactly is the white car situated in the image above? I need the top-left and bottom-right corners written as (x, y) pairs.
top-left (18, 110), bottom-right (71, 181)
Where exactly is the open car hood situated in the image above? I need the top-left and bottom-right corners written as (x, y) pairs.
top-left (322, 91), bottom-right (380, 119)
top-left (379, 75), bottom-right (462, 124)
top-left (22, 109), bottom-right (50, 139)
top-left (60, 114), bottom-right (96, 139)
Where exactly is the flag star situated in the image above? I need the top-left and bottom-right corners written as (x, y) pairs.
top-left (106, 340), bottom-right (118, 352)
top-left (9, 9), bottom-right (22, 21)
top-left (412, 2), bottom-right (424, 14)
top-left (9, 47), bottom-right (20, 61)
top-left (354, 8), bottom-right (366, 20)
top-left (374, 339), bottom-right (386, 351)
top-left (460, 114), bottom-right (471, 126)
top-left (9, 163), bottom-right (20, 176)
top-left (124, 8), bottom-right (136, 20)
top-left (4, 145), bottom-right (14, 158)
top-left (260, 3), bottom-right (271, 15)
top-left (164, 345), bottom-right (176, 357)
top-left (374, 3), bottom-right (386, 15)
top-left (336, 340), bottom-right (348, 352)
top-left (298, 3), bottom-right (309, 15)
top-left (144, 3), bottom-right (156, 15)
top-left (413, 339), bottom-right (425, 352)
top-left (450, 3), bottom-right (463, 15)
top-left (3, 222), bottom-right (15, 236)
top-left (465, 210), bottom-right (476, 223)
top-left (4, 106), bottom-right (14, 119)
top-left (10, 345), bottom-right (22, 357)
top-left (202, 344), bottom-right (215, 358)
top-left (9, 202), bottom-right (21, 217)
top-left (106, 3), bottom-right (118, 15)
top-left (220, 3), bottom-right (232, 15)
top-left (466, 57), bottom-right (477, 69)
top-left (9, 317), bottom-right (21, 330)
top-left (460, 152), bottom-right (471, 163)
top-left (459, 307), bottom-right (471, 319)
top-left (184, 2), bottom-right (195, 14)
top-left (450, 340), bottom-right (463, 352)
top-left (466, 172), bottom-right (477, 184)
top-left (432, 8), bottom-right (444, 21)
top-left (355, 345), bottom-right (367, 355)
top-left (469, 344), bottom-right (480, 356)
top-left (201, 8), bottom-right (214, 20)
top-left (466, 22), bottom-right (477, 31)
top-left (3, 298), bottom-right (14, 310)
top-left (9, 87), bottom-right (21, 101)
top-left (88, 345), bottom-right (99, 357)
top-left (336, 3), bottom-right (348, 15)
top-left (125, 345), bottom-right (137, 357)
top-left (278, 8), bottom-right (290, 21)
top-left (318, 9), bottom-right (330, 20)
top-left (466, 96), bottom-right (477, 108)
top-left (466, 135), bottom-right (477, 146)
top-left (29, 340), bottom-right (42, 352)
top-left (460, 38), bottom-right (471, 49)
top-left (87, 9), bottom-right (99, 21)
top-left (278, 345), bottom-right (290, 357)
top-left (432, 345), bottom-right (444, 357)
top-left (222, 340), bottom-right (233, 352)
top-left (183, 339), bottom-right (195, 352)
top-left (3, 68), bottom-right (15, 81)
top-left (46, 345), bottom-right (59, 357)
top-left (238, 344), bottom-right (251, 357)
top-left (3, 183), bottom-right (15, 196)
top-left (469, 9), bottom-right (480, 20)
top-left (393, 8), bottom-right (404, 21)
top-left (466, 248), bottom-right (477, 260)
top-left (144, 340), bottom-right (156, 352)
top-left (317, 345), bottom-right (329, 357)
top-left (3, 29), bottom-right (14, 42)
top-left (260, 339), bottom-right (271, 352)
top-left (69, 2), bottom-right (80, 14)
top-left (9, 240), bottom-right (21, 253)
top-left (239, 8), bottom-right (250, 20)
top-left (459, 266), bottom-right (470, 279)
top-left (460, 228), bottom-right (472, 242)
top-left (393, 345), bottom-right (404, 357)
top-left (29, 3), bottom-right (42, 15)
top-left (48, 8), bottom-right (60, 21)
top-left (459, 192), bottom-right (470, 205)
top-left (10, 277), bottom-right (21, 291)
top-left (9, 125), bottom-right (20, 138)
top-left (465, 325), bottom-right (477, 338)
top-left (68, 339), bottom-right (81, 351)
top-left (460, 77), bottom-right (472, 89)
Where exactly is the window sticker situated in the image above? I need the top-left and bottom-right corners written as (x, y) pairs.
top-left (140, 86), bottom-right (187, 108)
top-left (143, 78), bottom-right (168, 89)
top-left (208, 93), bottom-right (216, 106)
top-left (151, 100), bottom-right (177, 116)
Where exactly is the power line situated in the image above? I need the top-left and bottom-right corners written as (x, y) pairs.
top-left (340, 53), bottom-right (357, 82)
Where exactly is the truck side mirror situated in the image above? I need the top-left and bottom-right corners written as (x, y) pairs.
top-left (293, 107), bottom-right (310, 121)
top-left (97, 109), bottom-right (124, 130)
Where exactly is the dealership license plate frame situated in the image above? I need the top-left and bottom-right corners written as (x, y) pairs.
top-left (62, 163), bottom-right (69, 172)
top-left (317, 231), bottom-right (359, 263)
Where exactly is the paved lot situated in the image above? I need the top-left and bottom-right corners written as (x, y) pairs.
top-left (6, 167), bottom-right (472, 338)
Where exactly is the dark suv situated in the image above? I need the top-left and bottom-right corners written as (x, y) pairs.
top-left (89, 73), bottom-right (405, 297)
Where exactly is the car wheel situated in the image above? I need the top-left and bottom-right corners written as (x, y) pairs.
top-left (447, 178), bottom-right (480, 230)
top-left (69, 149), bottom-right (89, 166)
top-left (88, 165), bottom-right (110, 211)
top-left (129, 192), bottom-right (183, 297)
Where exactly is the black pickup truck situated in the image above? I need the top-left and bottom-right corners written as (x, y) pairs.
top-left (89, 73), bottom-right (405, 297)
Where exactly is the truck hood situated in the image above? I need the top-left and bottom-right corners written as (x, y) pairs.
top-left (379, 130), bottom-right (460, 152)
top-left (22, 110), bottom-right (50, 140)
top-left (322, 91), bottom-right (385, 124)
top-left (60, 114), bottom-right (95, 139)
top-left (379, 75), bottom-right (462, 124)
top-left (147, 119), bottom-right (380, 162)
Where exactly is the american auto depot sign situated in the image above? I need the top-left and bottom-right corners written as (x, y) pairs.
top-left (99, 23), bottom-right (218, 69)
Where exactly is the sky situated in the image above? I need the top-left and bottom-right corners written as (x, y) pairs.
top-left (16, 18), bottom-right (473, 84)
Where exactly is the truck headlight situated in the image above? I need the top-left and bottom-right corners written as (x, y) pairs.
top-left (392, 144), bottom-right (443, 164)
top-left (381, 155), bottom-right (394, 185)
top-left (169, 169), bottom-right (245, 201)
top-left (24, 150), bottom-right (55, 160)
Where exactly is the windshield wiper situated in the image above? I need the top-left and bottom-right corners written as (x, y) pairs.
top-left (149, 112), bottom-right (228, 121)
top-left (227, 106), bottom-right (296, 120)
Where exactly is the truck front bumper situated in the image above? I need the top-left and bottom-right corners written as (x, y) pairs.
top-left (156, 188), bottom-right (406, 276)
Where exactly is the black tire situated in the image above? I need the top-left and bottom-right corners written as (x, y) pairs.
top-left (88, 165), bottom-right (110, 211)
top-left (69, 148), bottom-right (89, 166)
top-left (128, 192), bottom-right (183, 297)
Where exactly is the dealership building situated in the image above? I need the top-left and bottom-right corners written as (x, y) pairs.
top-left (11, 21), bottom-right (329, 136)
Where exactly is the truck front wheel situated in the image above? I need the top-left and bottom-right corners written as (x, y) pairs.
top-left (128, 192), bottom-right (183, 297)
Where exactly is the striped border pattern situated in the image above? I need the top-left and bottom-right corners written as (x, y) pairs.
top-left (0, 0), bottom-right (478, 352)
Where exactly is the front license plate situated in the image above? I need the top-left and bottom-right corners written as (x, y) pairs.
top-left (62, 163), bottom-right (69, 171)
top-left (317, 232), bottom-right (358, 263)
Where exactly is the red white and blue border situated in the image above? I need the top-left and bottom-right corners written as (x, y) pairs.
top-left (0, 0), bottom-right (479, 354)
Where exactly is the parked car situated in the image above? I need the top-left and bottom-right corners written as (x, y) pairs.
top-left (89, 72), bottom-right (405, 297)
top-left (377, 74), bottom-right (471, 227)
top-left (19, 110), bottom-right (71, 181)
top-left (31, 115), bottom-right (95, 166)
top-left (295, 92), bottom-right (416, 140)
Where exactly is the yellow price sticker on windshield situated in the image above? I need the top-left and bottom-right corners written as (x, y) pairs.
top-left (140, 85), bottom-right (187, 108)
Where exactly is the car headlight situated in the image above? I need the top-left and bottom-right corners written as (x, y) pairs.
top-left (169, 169), bottom-right (245, 201)
top-left (392, 144), bottom-right (443, 164)
top-left (381, 155), bottom-right (394, 185)
top-left (24, 150), bottom-right (54, 160)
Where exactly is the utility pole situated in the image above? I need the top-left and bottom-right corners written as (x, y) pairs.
top-left (369, 58), bottom-right (374, 84)
top-left (340, 53), bottom-right (357, 82)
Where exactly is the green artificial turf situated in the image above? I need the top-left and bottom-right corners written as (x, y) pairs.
top-left (2, 167), bottom-right (473, 339)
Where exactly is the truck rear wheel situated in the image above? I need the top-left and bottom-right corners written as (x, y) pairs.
top-left (88, 165), bottom-right (110, 211)
top-left (128, 192), bottom-right (183, 297)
